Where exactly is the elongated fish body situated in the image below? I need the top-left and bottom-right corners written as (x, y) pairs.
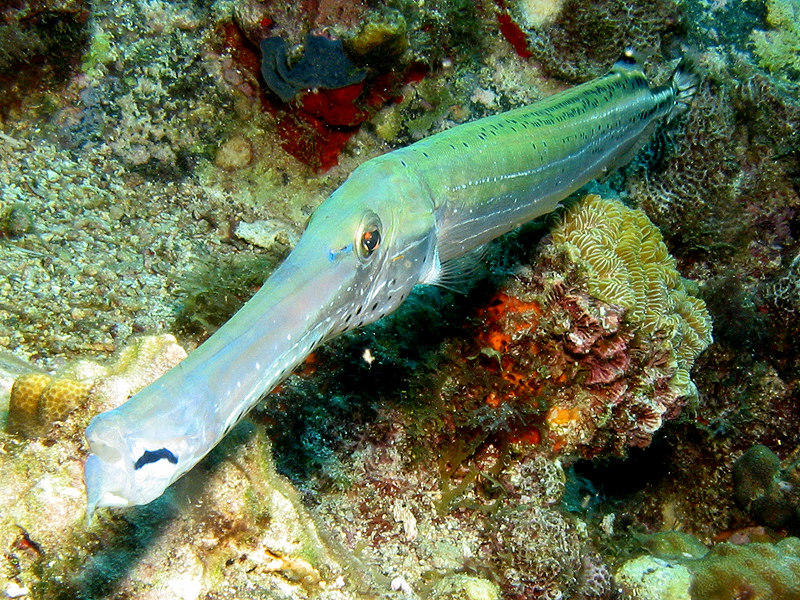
top-left (84, 54), bottom-right (698, 514)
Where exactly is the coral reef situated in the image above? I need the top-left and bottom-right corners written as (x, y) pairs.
top-left (250, 315), bottom-right (610, 599)
top-left (1, 335), bottom-right (362, 598)
top-left (619, 49), bottom-right (800, 545)
top-left (0, 329), bottom-right (602, 600)
top-left (225, 0), bottom-right (495, 170)
top-left (1, 422), bottom-right (358, 599)
top-left (303, 415), bottom-right (600, 599)
top-left (507, 0), bottom-right (684, 81)
top-left (2, 0), bottom-right (800, 598)
top-left (626, 52), bottom-right (800, 289)
top-left (432, 194), bottom-right (711, 458)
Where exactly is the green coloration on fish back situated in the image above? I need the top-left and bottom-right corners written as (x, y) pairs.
top-left (84, 52), bottom-right (699, 515)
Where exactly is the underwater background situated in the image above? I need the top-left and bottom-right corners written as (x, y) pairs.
top-left (1, 0), bottom-right (800, 598)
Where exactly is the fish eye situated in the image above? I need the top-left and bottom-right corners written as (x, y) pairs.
top-left (362, 228), bottom-right (380, 253)
top-left (356, 211), bottom-right (382, 262)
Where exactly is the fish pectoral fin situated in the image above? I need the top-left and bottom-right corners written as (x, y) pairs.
top-left (427, 244), bottom-right (488, 293)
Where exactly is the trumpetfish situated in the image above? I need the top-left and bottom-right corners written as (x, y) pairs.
top-left (84, 51), bottom-right (699, 514)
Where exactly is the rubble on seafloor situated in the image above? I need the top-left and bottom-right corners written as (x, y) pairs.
top-left (2, 0), bottom-right (800, 598)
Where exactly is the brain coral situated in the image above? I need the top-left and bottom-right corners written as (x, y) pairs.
top-left (6, 373), bottom-right (92, 438)
top-left (461, 194), bottom-right (712, 457)
top-left (551, 194), bottom-right (712, 376)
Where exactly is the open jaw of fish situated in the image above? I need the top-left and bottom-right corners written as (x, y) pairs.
top-left (84, 52), bottom-right (699, 515)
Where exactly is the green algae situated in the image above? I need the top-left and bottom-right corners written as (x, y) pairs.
top-left (174, 252), bottom-right (282, 337)
top-left (81, 29), bottom-right (114, 79)
top-left (406, 78), bottom-right (457, 139)
top-left (752, 0), bottom-right (800, 80)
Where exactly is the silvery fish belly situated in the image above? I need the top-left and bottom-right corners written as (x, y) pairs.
top-left (84, 52), bottom-right (699, 515)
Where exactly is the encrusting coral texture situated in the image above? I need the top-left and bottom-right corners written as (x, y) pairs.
top-left (443, 194), bottom-right (712, 458)
top-left (617, 533), bottom-right (800, 600)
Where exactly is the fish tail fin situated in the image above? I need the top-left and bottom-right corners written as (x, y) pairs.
top-left (668, 53), bottom-right (701, 120)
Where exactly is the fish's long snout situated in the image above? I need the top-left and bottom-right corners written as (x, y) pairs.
top-left (83, 237), bottom-right (367, 512)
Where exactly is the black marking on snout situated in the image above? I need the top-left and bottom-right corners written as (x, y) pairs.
top-left (134, 448), bottom-right (178, 470)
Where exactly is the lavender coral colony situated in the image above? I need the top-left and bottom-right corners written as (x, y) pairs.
top-left (4, 0), bottom-right (800, 597)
